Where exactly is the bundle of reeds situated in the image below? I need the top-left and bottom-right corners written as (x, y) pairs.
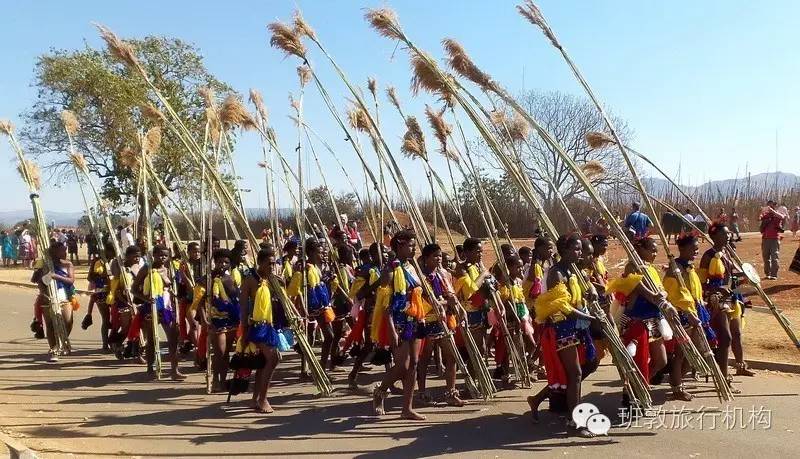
top-left (2, 120), bottom-right (71, 354)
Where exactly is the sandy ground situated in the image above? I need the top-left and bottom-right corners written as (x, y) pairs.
top-left (0, 285), bottom-right (799, 458)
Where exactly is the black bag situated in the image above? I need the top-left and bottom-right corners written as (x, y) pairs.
top-left (790, 248), bottom-right (800, 275)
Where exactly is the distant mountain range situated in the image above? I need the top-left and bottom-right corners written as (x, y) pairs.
top-left (643, 172), bottom-right (799, 198)
top-left (0, 208), bottom-right (295, 227)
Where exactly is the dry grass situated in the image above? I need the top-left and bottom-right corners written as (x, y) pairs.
top-left (95, 23), bottom-right (143, 72)
top-left (581, 159), bottom-right (606, 181)
top-left (424, 105), bottom-right (451, 152)
top-left (220, 95), bottom-right (257, 131)
top-left (61, 110), bottom-right (80, 136)
top-left (17, 160), bottom-right (42, 190)
top-left (585, 131), bottom-right (615, 149)
top-left (0, 119), bottom-right (14, 136)
top-left (401, 116), bottom-right (427, 161)
top-left (410, 53), bottom-right (456, 106)
top-left (69, 152), bottom-right (88, 173)
top-left (364, 8), bottom-right (403, 41)
top-left (293, 10), bottom-right (317, 40)
top-left (248, 88), bottom-right (268, 123)
top-left (442, 38), bottom-right (496, 92)
top-left (297, 65), bottom-right (312, 88)
top-left (142, 103), bottom-right (166, 124)
top-left (268, 21), bottom-right (307, 59)
top-left (142, 126), bottom-right (162, 155)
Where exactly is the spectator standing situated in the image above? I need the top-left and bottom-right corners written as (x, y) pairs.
top-left (729, 208), bottom-right (742, 242)
top-left (86, 231), bottom-right (99, 260)
top-left (693, 212), bottom-right (707, 233)
top-left (66, 230), bottom-right (79, 265)
top-left (759, 200), bottom-right (784, 280)
top-left (622, 202), bottom-right (652, 239)
top-left (791, 206), bottom-right (800, 237)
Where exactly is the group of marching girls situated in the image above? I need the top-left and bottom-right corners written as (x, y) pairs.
top-left (29, 217), bottom-right (755, 436)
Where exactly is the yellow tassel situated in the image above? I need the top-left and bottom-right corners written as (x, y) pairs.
top-left (709, 253), bottom-right (725, 278)
top-left (253, 280), bottom-right (273, 323)
top-left (533, 282), bottom-right (575, 324)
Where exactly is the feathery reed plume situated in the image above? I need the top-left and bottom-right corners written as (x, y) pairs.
top-left (581, 160), bottom-right (606, 181)
top-left (516, 1), bottom-right (559, 48)
top-left (206, 107), bottom-right (221, 144)
top-left (94, 23), bottom-right (143, 71)
top-left (347, 106), bottom-right (371, 132)
top-left (142, 103), bottom-right (166, 123)
top-left (292, 10), bottom-right (317, 40)
top-left (508, 111), bottom-right (529, 141)
top-left (268, 22), bottom-right (307, 59)
top-left (401, 116), bottom-right (427, 161)
top-left (118, 147), bottom-right (140, 170)
top-left (297, 65), bottom-right (312, 88)
top-left (442, 147), bottom-right (460, 163)
top-left (490, 110), bottom-right (507, 127)
top-left (69, 152), bottom-right (89, 173)
top-left (220, 95), bottom-right (257, 130)
top-left (198, 86), bottom-right (216, 109)
top-left (585, 131), bottom-right (616, 149)
top-left (367, 77), bottom-right (377, 97)
top-left (442, 38), bottom-right (495, 92)
top-left (17, 160), bottom-right (41, 190)
top-left (289, 94), bottom-right (301, 113)
top-left (61, 110), bottom-right (80, 136)
top-left (0, 119), bottom-right (14, 136)
top-left (143, 126), bottom-right (162, 155)
top-left (386, 86), bottom-right (402, 112)
top-left (410, 53), bottom-right (456, 106)
top-left (248, 88), bottom-right (269, 123)
top-left (424, 105), bottom-right (451, 151)
top-left (364, 8), bottom-right (403, 41)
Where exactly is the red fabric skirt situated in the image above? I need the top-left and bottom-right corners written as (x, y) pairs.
top-left (540, 326), bottom-right (587, 389)
top-left (622, 320), bottom-right (651, 383)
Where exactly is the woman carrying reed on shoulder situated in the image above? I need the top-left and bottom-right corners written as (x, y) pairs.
top-left (662, 232), bottom-right (716, 401)
top-left (372, 230), bottom-right (428, 420)
top-left (84, 242), bottom-right (116, 352)
top-left (32, 241), bottom-right (78, 362)
top-left (607, 237), bottom-right (677, 401)
top-left (240, 246), bottom-right (286, 414)
top-left (523, 236), bottom-right (554, 376)
top-left (347, 243), bottom-right (384, 389)
top-left (527, 233), bottom-right (597, 437)
top-left (131, 245), bottom-right (185, 380)
top-left (698, 224), bottom-right (753, 387)
top-left (287, 238), bottom-right (336, 375)
top-left (453, 237), bottom-right (492, 360)
top-left (198, 248), bottom-right (242, 392)
top-left (416, 242), bottom-right (463, 407)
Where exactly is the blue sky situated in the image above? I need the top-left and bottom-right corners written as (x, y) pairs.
top-left (1, 0), bottom-right (798, 213)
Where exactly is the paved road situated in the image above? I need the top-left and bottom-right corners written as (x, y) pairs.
top-left (0, 285), bottom-right (799, 458)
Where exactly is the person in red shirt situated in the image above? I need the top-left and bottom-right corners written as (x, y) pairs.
top-left (760, 200), bottom-right (784, 280)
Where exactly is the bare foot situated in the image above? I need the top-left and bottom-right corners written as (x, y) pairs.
top-left (671, 388), bottom-right (693, 402)
top-left (255, 400), bottom-right (274, 414)
top-left (400, 410), bottom-right (426, 421)
top-left (372, 387), bottom-right (386, 416)
top-left (527, 395), bottom-right (544, 422)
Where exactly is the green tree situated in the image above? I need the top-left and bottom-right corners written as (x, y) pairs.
top-left (21, 36), bottom-right (234, 215)
top-left (305, 185), bottom-right (361, 228)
